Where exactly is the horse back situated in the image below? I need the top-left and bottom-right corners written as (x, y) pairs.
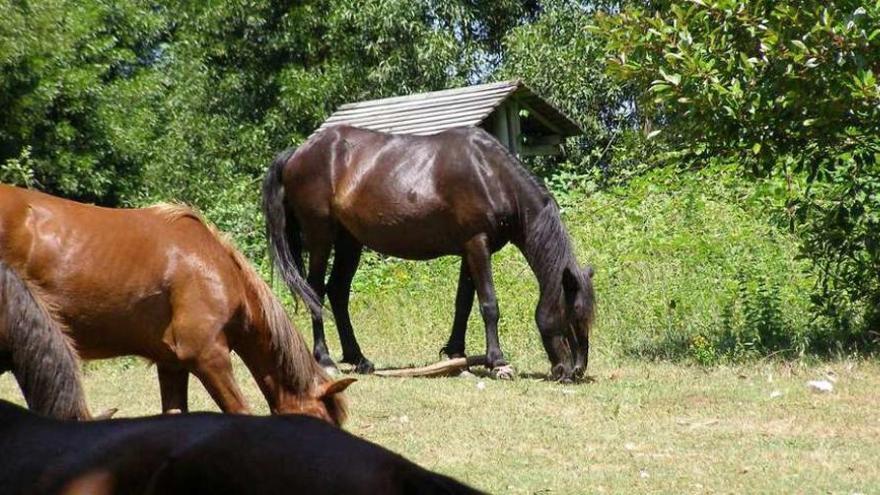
top-left (0, 185), bottom-right (247, 361)
top-left (284, 126), bottom-right (519, 258)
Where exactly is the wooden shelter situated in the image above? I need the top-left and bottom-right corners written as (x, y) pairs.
top-left (315, 79), bottom-right (582, 156)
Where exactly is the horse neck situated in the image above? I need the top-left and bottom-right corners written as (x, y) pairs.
top-left (514, 195), bottom-right (576, 305)
top-left (236, 274), bottom-right (325, 410)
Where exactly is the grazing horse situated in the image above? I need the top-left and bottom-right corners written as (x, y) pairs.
top-left (0, 400), bottom-right (485, 495)
top-left (0, 185), bottom-right (353, 423)
top-left (262, 125), bottom-right (595, 382)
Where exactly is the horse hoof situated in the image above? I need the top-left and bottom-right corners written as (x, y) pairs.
top-left (354, 359), bottom-right (375, 374)
top-left (440, 347), bottom-right (465, 360)
top-left (323, 366), bottom-right (340, 376)
top-left (93, 408), bottom-right (118, 420)
top-left (491, 364), bottom-right (516, 380)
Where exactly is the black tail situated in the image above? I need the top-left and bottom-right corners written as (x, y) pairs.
top-left (0, 260), bottom-right (89, 419)
top-left (261, 148), bottom-right (322, 317)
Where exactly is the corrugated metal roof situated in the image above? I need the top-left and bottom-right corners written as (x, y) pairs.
top-left (315, 79), bottom-right (582, 137)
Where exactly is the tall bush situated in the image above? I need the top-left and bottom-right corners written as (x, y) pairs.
top-left (598, 1), bottom-right (880, 344)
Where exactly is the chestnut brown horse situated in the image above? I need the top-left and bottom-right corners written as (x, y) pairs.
top-left (0, 185), bottom-right (353, 423)
top-left (262, 125), bottom-right (595, 382)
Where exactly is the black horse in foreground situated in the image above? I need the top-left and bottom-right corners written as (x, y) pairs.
top-left (263, 125), bottom-right (595, 381)
top-left (0, 400), bottom-right (483, 495)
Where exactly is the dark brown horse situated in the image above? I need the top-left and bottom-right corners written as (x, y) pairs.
top-left (0, 400), bottom-right (484, 495)
top-left (0, 185), bottom-right (353, 423)
top-left (262, 125), bottom-right (595, 382)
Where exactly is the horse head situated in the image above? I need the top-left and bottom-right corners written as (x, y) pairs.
top-left (562, 264), bottom-right (596, 379)
top-left (287, 377), bottom-right (356, 426)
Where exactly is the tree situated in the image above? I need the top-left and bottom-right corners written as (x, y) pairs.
top-left (0, 0), bottom-right (168, 203)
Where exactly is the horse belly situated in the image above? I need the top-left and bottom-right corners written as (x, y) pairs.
top-left (335, 202), bottom-right (463, 259)
top-left (19, 229), bottom-right (175, 360)
top-left (56, 289), bottom-right (174, 361)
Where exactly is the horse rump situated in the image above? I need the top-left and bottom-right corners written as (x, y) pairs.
top-left (0, 400), bottom-right (485, 495)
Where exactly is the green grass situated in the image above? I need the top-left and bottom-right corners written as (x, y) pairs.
top-left (3, 358), bottom-right (879, 493)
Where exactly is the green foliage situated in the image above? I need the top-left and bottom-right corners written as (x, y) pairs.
top-left (598, 1), bottom-right (880, 343)
top-left (599, 1), bottom-right (880, 171)
top-left (721, 272), bottom-right (801, 360)
top-left (0, 0), bottom-right (167, 202)
top-left (575, 164), bottom-right (815, 362)
top-left (501, 1), bottom-right (656, 182)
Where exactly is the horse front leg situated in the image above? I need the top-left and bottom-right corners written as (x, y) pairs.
top-left (441, 258), bottom-right (474, 359)
top-left (192, 344), bottom-right (250, 414)
top-left (464, 236), bottom-right (513, 379)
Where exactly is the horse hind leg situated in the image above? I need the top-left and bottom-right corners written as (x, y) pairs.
top-left (441, 258), bottom-right (474, 359)
top-left (327, 232), bottom-right (373, 373)
top-left (157, 363), bottom-right (189, 413)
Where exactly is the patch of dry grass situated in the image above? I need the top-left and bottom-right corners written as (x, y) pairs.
top-left (3, 357), bottom-right (878, 494)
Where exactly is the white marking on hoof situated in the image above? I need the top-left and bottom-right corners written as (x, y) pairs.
top-left (491, 364), bottom-right (516, 380)
top-left (324, 366), bottom-right (339, 377)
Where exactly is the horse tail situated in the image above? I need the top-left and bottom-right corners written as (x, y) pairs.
top-left (261, 148), bottom-right (322, 317)
top-left (0, 260), bottom-right (89, 420)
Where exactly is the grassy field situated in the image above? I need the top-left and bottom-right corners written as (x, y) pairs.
top-left (2, 356), bottom-right (878, 494)
top-left (3, 169), bottom-right (876, 493)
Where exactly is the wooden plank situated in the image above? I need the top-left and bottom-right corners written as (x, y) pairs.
top-left (373, 355), bottom-right (488, 378)
top-left (507, 100), bottom-right (521, 155)
top-left (526, 134), bottom-right (562, 146)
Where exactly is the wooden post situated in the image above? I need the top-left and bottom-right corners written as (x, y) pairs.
top-left (507, 100), bottom-right (521, 156)
top-left (492, 106), bottom-right (511, 151)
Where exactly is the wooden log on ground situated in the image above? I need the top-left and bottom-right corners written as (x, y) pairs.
top-left (373, 355), bottom-right (488, 378)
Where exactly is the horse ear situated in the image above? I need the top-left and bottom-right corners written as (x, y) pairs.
top-left (562, 266), bottom-right (579, 297)
top-left (318, 377), bottom-right (357, 398)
